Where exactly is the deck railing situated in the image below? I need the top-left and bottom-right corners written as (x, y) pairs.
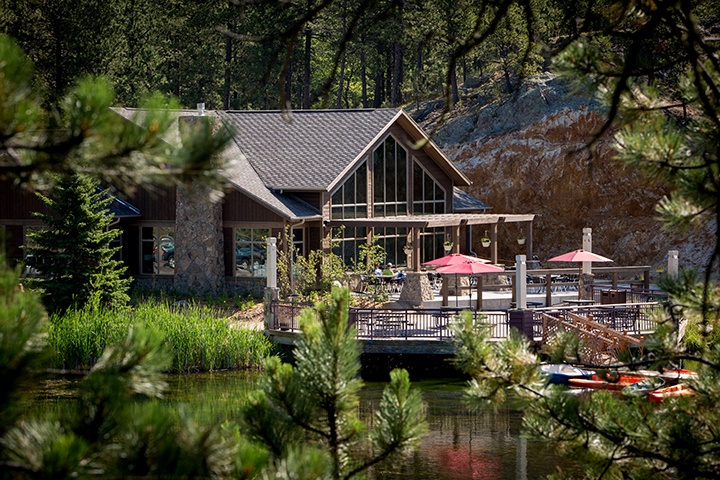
top-left (271, 301), bottom-right (509, 340)
top-left (271, 300), bottom-right (661, 341)
top-left (531, 302), bottom-right (662, 338)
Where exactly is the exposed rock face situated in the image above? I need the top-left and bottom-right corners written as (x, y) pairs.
top-left (414, 73), bottom-right (716, 274)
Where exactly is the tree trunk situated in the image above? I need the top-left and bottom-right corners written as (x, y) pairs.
top-left (360, 35), bottom-right (368, 108)
top-left (450, 65), bottom-right (459, 107)
top-left (303, 26), bottom-right (311, 109)
top-left (223, 23), bottom-right (233, 109)
top-left (391, 40), bottom-right (402, 106)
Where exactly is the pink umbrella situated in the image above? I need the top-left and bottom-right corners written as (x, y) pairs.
top-left (547, 249), bottom-right (613, 263)
top-left (422, 253), bottom-right (491, 266)
top-left (436, 260), bottom-right (504, 274)
top-left (436, 260), bottom-right (504, 308)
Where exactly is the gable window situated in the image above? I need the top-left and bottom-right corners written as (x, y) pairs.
top-left (331, 161), bottom-right (367, 219)
top-left (373, 136), bottom-right (407, 217)
top-left (141, 226), bottom-right (175, 275)
top-left (413, 162), bottom-right (445, 214)
top-left (235, 228), bottom-right (268, 277)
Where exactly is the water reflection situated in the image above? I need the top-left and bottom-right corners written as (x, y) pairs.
top-left (358, 379), bottom-right (565, 480)
top-left (32, 372), bottom-right (568, 479)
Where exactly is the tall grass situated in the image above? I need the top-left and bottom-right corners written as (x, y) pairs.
top-left (48, 302), bottom-right (275, 372)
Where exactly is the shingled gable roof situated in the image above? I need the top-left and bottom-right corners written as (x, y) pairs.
top-left (109, 107), bottom-right (321, 221)
top-left (219, 109), bottom-right (471, 192)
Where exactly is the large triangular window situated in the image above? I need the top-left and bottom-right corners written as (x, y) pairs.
top-left (331, 161), bottom-right (367, 219)
top-left (413, 161), bottom-right (445, 214)
top-left (372, 136), bottom-right (407, 217)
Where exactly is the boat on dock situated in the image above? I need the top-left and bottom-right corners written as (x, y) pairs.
top-left (648, 384), bottom-right (694, 403)
top-left (569, 374), bottom-right (645, 391)
top-left (540, 364), bottom-right (595, 384)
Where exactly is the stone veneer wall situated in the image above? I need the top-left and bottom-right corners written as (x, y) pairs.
top-left (174, 181), bottom-right (225, 294)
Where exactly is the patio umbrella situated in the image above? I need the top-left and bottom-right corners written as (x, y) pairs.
top-left (436, 260), bottom-right (504, 274)
top-left (547, 249), bottom-right (613, 297)
top-left (547, 249), bottom-right (613, 263)
top-left (422, 253), bottom-right (491, 266)
top-left (436, 261), bottom-right (505, 308)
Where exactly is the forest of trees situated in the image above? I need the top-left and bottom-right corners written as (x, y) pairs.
top-left (0, 0), bottom-right (581, 112)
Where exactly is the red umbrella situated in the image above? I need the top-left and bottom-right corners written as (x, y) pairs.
top-left (547, 249), bottom-right (613, 263)
top-left (436, 261), bottom-right (504, 274)
top-left (422, 253), bottom-right (491, 266)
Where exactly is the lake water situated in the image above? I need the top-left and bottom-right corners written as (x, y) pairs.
top-left (33, 371), bottom-right (570, 479)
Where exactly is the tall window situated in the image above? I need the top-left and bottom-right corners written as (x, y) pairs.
top-left (373, 136), bottom-right (407, 217)
top-left (331, 161), bottom-right (367, 219)
top-left (413, 162), bottom-right (445, 214)
top-left (331, 226), bottom-right (367, 267)
top-left (421, 227), bottom-right (445, 264)
top-left (375, 227), bottom-right (409, 267)
top-left (141, 226), bottom-right (175, 275)
top-left (235, 228), bottom-right (268, 277)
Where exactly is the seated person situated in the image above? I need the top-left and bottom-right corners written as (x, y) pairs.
top-left (382, 263), bottom-right (394, 276)
top-left (396, 271), bottom-right (406, 283)
top-left (373, 265), bottom-right (382, 275)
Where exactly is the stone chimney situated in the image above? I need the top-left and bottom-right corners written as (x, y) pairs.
top-left (173, 111), bottom-right (225, 294)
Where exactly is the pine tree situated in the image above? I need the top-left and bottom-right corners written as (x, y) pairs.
top-left (240, 287), bottom-right (428, 479)
top-left (25, 175), bottom-right (131, 313)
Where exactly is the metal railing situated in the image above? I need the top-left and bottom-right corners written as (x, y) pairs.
top-left (271, 300), bottom-right (660, 341)
top-left (591, 285), bottom-right (667, 304)
top-left (271, 300), bottom-right (509, 340)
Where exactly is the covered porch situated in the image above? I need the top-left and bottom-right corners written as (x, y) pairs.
top-left (326, 212), bottom-right (537, 270)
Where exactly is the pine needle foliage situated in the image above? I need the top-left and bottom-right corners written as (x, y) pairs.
top-left (240, 287), bottom-right (428, 480)
top-left (0, 258), bottom-right (269, 480)
top-left (24, 174), bottom-right (131, 313)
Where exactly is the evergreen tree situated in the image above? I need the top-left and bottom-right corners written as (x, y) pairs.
top-left (240, 287), bottom-right (427, 479)
top-left (25, 175), bottom-right (131, 313)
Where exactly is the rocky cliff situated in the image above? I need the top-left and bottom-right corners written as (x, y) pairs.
top-left (412, 73), bottom-right (716, 275)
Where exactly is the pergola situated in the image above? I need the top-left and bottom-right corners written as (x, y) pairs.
top-left (327, 213), bottom-right (537, 270)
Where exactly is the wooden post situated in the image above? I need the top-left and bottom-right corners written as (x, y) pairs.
top-left (442, 274), bottom-right (449, 307)
top-left (413, 227), bottom-right (421, 272)
top-left (612, 272), bottom-right (618, 288)
top-left (545, 273), bottom-right (552, 307)
top-left (643, 269), bottom-right (650, 289)
top-left (476, 275), bottom-right (483, 310)
top-left (491, 223), bottom-right (498, 264)
top-left (525, 221), bottom-right (533, 259)
top-left (453, 225), bottom-right (461, 253)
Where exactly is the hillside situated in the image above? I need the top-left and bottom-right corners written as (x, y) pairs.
top-left (410, 73), bottom-right (716, 274)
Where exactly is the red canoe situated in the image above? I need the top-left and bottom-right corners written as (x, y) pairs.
top-left (568, 375), bottom-right (645, 391)
top-left (648, 383), bottom-right (694, 403)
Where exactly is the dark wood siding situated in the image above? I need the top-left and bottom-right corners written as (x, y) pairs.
top-left (289, 192), bottom-right (322, 211)
top-left (222, 189), bottom-right (284, 222)
top-left (119, 185), bottom-right (176, 221)
top-left (5, 225), bottom-right (23, 266)
top-left (0, 179), bottom-right (53, 219)
top-left (307, 221), bottom-right (323, 252)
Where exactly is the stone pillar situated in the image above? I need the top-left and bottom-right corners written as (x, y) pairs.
top-left (668, 250), bottom-right (679, 278)
top-left (582, 228), bottom-right (592, 274)
top-left (398, 272), bottom-right (434, 306)
top-left (509, 309), bottom-right (534, 340)
top-left (578, 273), bottom-right (594, 301)
top-left (174, 182), bottom-right (225, 294)
top-left (515, 255), bottom-right (527, 309)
